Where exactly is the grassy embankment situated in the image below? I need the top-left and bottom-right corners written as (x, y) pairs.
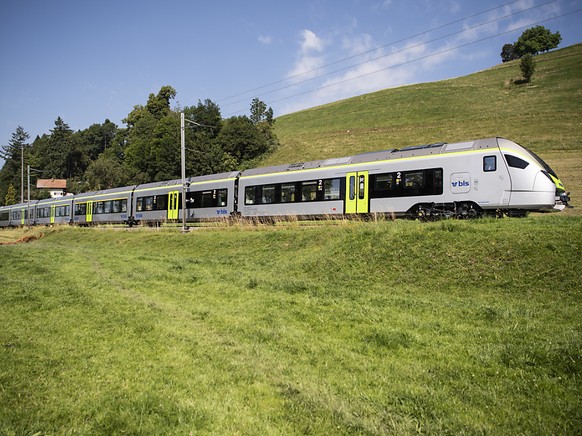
top-left (1, 218), bottom-right (581, 434)
top-left (1, 44), bottom-right (581, 434)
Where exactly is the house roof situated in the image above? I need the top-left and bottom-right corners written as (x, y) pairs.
top-left (36, 179), bottom-right (67, 189)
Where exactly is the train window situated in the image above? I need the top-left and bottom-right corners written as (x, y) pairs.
top-left (505, 154), bottom-right (529, 169)
top-left (94, 202), bottom-right (104, 214)
top-left (104, 201), bottom-right (112, 214)
top-left (404, 171), bottom-right (424, 188)
top-left (349, 176), bottom-right (356, 201)
top-left (371, 168), bottom-right (442, 198)
top-left (262, 185), bottom-right (276, 204)
top-left (75, 204), bottom-right (86, 216)
top-left (281, 183), bottom-right (296, 203)
top-left (434, 169), bottom-right (443, 190)
top-left (145, 197), bottom-right (154, 211)
top-left (245, 186), bottom-right (257, 205)
top-left (374, 174), bottom-right (395, 191)
top-left (187, 189), bottom-right (228, 208)
top-left (301, 181), bottom-right (318, 202)
top-left (156, 195), bottom-right (167, 210)
top-left (324, 179), bottom-right (341, 200)
top-left (483, 156), bottom-right (497, 172)
top-left (358, 175), bottom-right (366, 200)
top-left (216, 189), bottom-right (227, 206)
top-left (200, 191), bottom-right (214, 207)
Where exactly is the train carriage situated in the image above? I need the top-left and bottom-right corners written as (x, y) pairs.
top-left (35, 196), bottom-right (74, 226)
top-left (73, 186), bottom-right (134, 226)
top-left (183, 171), bottom-right (239, 221)
top-left (132, 172), bottom-right (239, 225)
top-left (237, 137), bottom-right (568, 219)
top-left (238, 159), bottom-right (346, 219)
top-left (131, 179), bottom-right (184, 225)
top-left (6, 202), bottom-right (38, 226)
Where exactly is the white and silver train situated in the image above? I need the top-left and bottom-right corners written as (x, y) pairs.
top-left (0, 137), bottom-right (571, 227)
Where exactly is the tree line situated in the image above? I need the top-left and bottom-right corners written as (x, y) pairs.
top-left (0, 86), bottom-right (278, 205)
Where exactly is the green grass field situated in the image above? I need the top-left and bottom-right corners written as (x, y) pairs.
top-left (1, 217), bottom-right (581, 434)
top-left (2, 44), bottom-right (581, 434)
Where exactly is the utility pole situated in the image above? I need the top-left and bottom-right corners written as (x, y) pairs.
top-left (180, 112), bottom-right (188, 232)
top-left (21, 143), bottom-right (24, 204)
top-left (180, 112), bottom-right (215, 233)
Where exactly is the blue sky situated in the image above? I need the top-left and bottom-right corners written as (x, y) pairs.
top-left (1, 0), bottom-right (580, 165)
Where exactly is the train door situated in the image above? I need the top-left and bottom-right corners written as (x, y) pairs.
top-left (168, 191), bottom-right (180, 220)
top-left (50, 205), bottom-right (56, 224)
top-left (86, 201), bottom-right (93, 223)
top-left (345, 171), bottom-right (369, 214)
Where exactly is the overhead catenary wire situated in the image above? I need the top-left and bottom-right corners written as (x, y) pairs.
top-left (217, 0), bottom-right (531, 106)
top-left (223, 3), bottom-right (580, 117)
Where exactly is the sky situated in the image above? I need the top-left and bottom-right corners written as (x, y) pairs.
top-left (1, 0), bottom-right (581, 166)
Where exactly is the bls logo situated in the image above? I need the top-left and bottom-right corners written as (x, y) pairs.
top-left (451, 180), bottom-right (470, 188)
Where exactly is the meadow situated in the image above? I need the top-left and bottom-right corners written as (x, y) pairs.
top-left (1, 216), bottom-right (581, 434)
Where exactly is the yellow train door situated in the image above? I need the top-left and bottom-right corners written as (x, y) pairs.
top-left (345, 171), bottom-right (369, 214)
top-left (86, 201), bottom-right (93, 223)
top-left (168, 191), bottom-right (180, 220)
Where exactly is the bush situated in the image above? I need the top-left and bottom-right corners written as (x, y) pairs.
top-left (520, 54), bottom-right (536, 83)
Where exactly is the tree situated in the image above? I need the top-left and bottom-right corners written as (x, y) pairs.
top-left (183, 99), bottom-right (223, 177)
top-left (4, 184), bottom-right (17, 205)
top-left (34, 117), bottom-right (80, 179)
top-left (250, 98), bottom-right (275, 126)
top-left (0, 126), bottom-right (30, 203)
top-left (76, 119), bottom-right (118, 161)
top-left (85, 154), bottom-right (130, 190)
top-left (513, 26), bottom-right (562, 57)
top-left (216, 116), bottom-right (269, 166)
top-left (146, 86), bottom-right (177, 119)
top-left (501, 43), bottom-right (518, 63)
top-left (520, 53), bottom-right (536, 83)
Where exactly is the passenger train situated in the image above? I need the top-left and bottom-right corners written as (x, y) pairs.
top-left (0, 137), bottom-right (571, 227)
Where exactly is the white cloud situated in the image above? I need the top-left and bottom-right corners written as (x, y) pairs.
top-left (286, 55), bottom-right (326, 81)
top-left (281, 39), bottom-right (428, 114)
top-left (286, 29), bottom-right (327, 81)
top-left (258, 35), bottom-right (272, 45)
top-left (342, 33), bottom-right (374, 55)
top-left (300, 29), bottom-right (325, 54)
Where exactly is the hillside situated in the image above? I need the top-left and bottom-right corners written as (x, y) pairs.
top-left (269, 43), bottom-right (582, 212)
top-left (1, 218), bottom-right (581, 433)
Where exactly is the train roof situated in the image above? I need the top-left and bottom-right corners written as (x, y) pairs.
top-left (241, 137), bottom-right (502, 177)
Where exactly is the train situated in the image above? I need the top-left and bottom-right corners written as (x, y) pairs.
top-left (0, 137), bottom-right (571, 228)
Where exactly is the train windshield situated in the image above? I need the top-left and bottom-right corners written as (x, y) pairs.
top-left (520, 144), bottom-right (559, 179)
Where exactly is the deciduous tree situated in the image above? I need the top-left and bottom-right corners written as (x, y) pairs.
top-left (514, 26), bottom-right (561, 57)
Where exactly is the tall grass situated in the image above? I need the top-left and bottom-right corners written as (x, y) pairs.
top-left (1, 216), bottom-right (581, 433)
